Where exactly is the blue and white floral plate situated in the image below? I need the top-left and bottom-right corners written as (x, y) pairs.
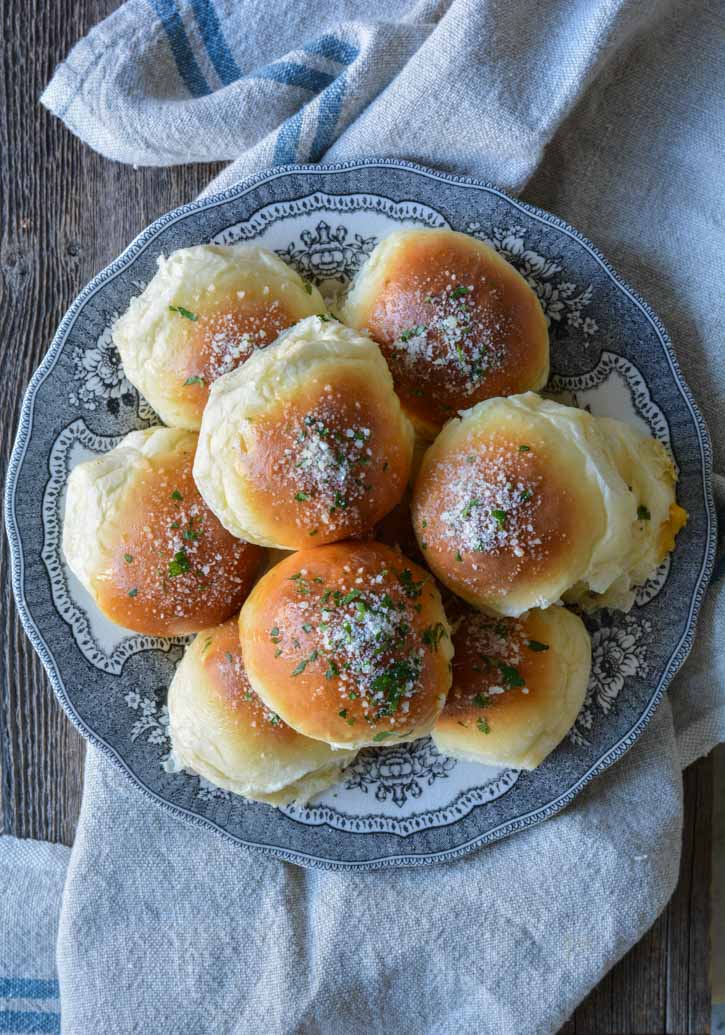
top-left (5, 161), bottom-right (716, 869)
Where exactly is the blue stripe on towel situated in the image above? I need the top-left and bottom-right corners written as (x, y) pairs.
top-left (189, 0), bottom-right (241, 85)
top-left (0, 981), bottom-right (58, 1001)
top-left (310, 75), bottom-right (349, 159)
top-left (0, 1013), bottom-right (60, 1034)
top-left (273, 110), bottom-right (304, 164)
top-left (150, 0), bottom-right (210, 97)
top-left (303, 35), bottom-right (359, 66)
top-left (255, 62), bottom-right (334, 93)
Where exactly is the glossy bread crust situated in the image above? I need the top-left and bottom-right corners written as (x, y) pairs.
top-left (239, 541), bottom-right (452, 749)
top-left (411, 393), bottom-right (636, 616)
top-left (62, 427), bottom-right (265, 636)
top-left (168, 617), bottom-right (356, 804)
top-left (113, 244), bottom-right (325, 429)
top-left (194, 316), bottom-right (414, 550)
top-left (342, 228), bottom-right (549, 437)
top-left (433, 604), bottom-right (591, 769)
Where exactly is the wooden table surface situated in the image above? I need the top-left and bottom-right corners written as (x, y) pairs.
top-left (0, 2), bottom-right (713, 1032)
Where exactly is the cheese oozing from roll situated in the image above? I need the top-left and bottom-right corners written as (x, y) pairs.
top-left (113, 244), bottom-right (325, 429)
top-left (238, 541), bottom-right (452, 749)
top-left (63, 427), bottom-right (265, 636)
top-left (194, 316), bottom-right (414, 550)
top-left (564, 416), bottom-right (687, 611)
top-left (411, 393), bottom-right (636, 616)
top-left (342, 228), bottom-right (549, 438)
top-left (168, 617), bottom-right (356, 805)
top-left (432, 604), bottom-right (591, 769)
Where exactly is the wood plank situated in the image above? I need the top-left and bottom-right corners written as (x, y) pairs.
top-left (666, 756), bottom-right (713, 1033)
top-left (0, 0), bottom-right (222, 841)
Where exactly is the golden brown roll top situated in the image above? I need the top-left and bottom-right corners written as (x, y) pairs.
top-left (411, 393), bottom-right (638, 616)
top-left (433, 605), bottom-right (591, 769)
top-left (238, 541), bottom-right (453, 749)
top-left (342, 228), bottom-right (549, 438)
top-left (194, 316), bottom-right (414, 550)
top-left (168, 617), bottom-right (356, 804)
top-left (113, 244), bottom-right (325, 429)
top-left (62, 427), bottom-right (265, 636)
top-left (412, 394), bottom-right (686, 616)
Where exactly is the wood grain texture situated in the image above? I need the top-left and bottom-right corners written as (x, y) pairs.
top-left (0, 2), bottom-right (712, 1031)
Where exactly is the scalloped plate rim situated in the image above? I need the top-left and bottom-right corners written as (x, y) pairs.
top-left (4, 159), bottom-right (717, 869)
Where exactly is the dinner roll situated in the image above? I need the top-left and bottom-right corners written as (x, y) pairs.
top-left (411, 393), bottom-right (636, 616)
top-left (113, 244), bottom-right (325, 429)
top-left (432, 604), bottom-right (591, 769)
top-left (168, 617), bottom-right (356, 805)
top-left (194, 316), bottom-right (414, 550)
top-left (342, 228), bottom-right (549, 438)
top-left (238, 542), bottom-right (452, 749)
top-left (564, 416), bottom-right (687, 611)
top-left (63, 427), bottom-right (265, 636)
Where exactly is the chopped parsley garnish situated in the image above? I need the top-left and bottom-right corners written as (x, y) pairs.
top-left (341, 589), bottom-right (362, 605)
top-left (338, 709), bottom-right (348, 719)
top-left (270, 626), bottom-right (280, 640)
top-left (477, 717), bottom-right (491, 735)
top-left (184, 375), bottom-right (205, 386)
top-left (303, 281), bottom-right (313, 294)
top-left (123, 553), bottom-right (133, 564)
top-left (309, 528), bottom-right (318, 536)
top-left (519, 489), bottom-right (532, 503)
top-left (422, 622), bottom-right (447, 651)
top-left (325, 660), bottom-right (339, 680)
top-left (289, 573), bottom-right (303, 581)
top-left (456, 550), bottom-right (463, 562)
top-left (269, 714), bottom-right (281, 726)
top-left (398, 568), bottom-right (423, 599)
top-left (167, 550), bottom-right (190, 577)
top-left (399, 324), bottom-right (426, 342)
top-left (243, 692), bottom-right (253, 701)
top-left (450, 284), bottom-right (471, 300)
top-left (225, 651), bottom-right (234, 662)
top-left (127, 587), bottom-right (138, 598)
top-left (302, 622), bottom-right (313, 633)
top-left (291, 659), bottom-right (308, 676)
top-left (497, 662), bottom-right (525, 689)
top-left (372, 659), bottom-right (418, 715)
top-left (472, 692), bottom-right (491, 708)
top-left (518, 444), bottom-right (531, 452)
top-left (168, 305), bottom-right (197, 321)
top-left (317, 313), bottom-right (330, 321)
top-left (637, 504), bottom-right (651, 521)
top-left (527, 640), bottom-right (549, 652)
top-left (170, 489), bottom-right (183, 501)
top-left (373, 731), bottom-right (394, 742)
top-left (462, 499), bottom-right (480, 519)
top-left (491, 509), bottom-right (507, 530)
top-left (182, 520), bottom-right (202, 541)
top-left (294, 491), bottom-right (310, 502)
